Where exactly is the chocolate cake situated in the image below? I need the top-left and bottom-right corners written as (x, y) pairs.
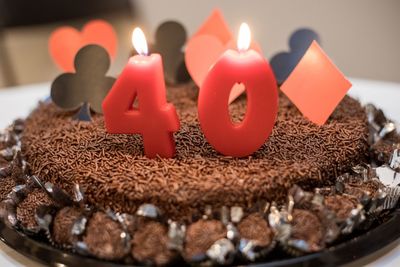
top-left (2, 82), bottom-right (400, 266)
top-left (21, 84), bottom-right (369, 220)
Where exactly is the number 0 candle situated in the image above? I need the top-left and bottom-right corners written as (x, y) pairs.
top-left (102, 28), bottom-right (180, 158)
top-left (198, 23), bottom-right (278, 157)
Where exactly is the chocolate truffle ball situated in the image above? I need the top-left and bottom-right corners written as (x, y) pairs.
top-left (16, 188), bottom-right (54, 229)
top-left (52, 206), bottom-right (82, 245)
top-left (324, 194), bottom-right (358, 221)
top-left (83, 212), bottom-right (128, 261)
top-left (291, 209), bottom-right (323, 252)
top-left (131, 221), bottom-right (176, 266)
top-left (238, 213), bottom-right (273, 247)
top-left (184, 219), bottom-right (226, 261)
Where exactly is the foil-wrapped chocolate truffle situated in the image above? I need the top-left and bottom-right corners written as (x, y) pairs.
top-left (0, 147), bottom-right (16, 162)
top-left (11, 119), bottom-right (25, 135)
top-left (288, 209), bottom-right (324, 253)
top-left (83, 212), bottom-right (129, 261)
top-left (16, 188), bottom-right (54, 230)
top-left (0, 176), bottom-right (16, 201)
top-left (371, 139), bottom-right (400, 164)
top-left (131, 221), bottom-right (177, 266)
top-left (10, 157), bottom-right (26, 183)
top-left (324, 195), bottom-right (358, 221)
top-left (0, 161), bottom-right (11, 179)
top-left (0, 129), bottom-right (17, 149)
top-left (52, 206), bottom-right (83, 246)
top-left (238, 213), bottom-right (275, 260)
top-left (238, 213), bottom-right (273, 248)
top-left (184, 219), bottom-right (226, 262)
top-left (365, 103), bottom-right (396, 144)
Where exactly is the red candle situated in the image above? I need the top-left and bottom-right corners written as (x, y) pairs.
top-left (198, 23), bottom-right (278, 157)
top-left (102, 28), bottom-right (180, 158)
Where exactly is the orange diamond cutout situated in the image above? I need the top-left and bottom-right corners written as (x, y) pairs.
top-left (280, 41), bottom-right (352, 125)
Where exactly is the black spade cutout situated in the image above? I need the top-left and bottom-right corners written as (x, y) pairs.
top-left (132, 21), bottom-right (191, 85)
top-left (270, 28), bottom-right (321, 85)
top-left (50, 44), bottom-right (116, 121)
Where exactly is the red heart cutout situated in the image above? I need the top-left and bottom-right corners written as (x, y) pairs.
top-left (49, 20), bottom-right (117, 72)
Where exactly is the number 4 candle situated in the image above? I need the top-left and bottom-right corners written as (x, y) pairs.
top-left (198, 23), bottom-right (278, 157)
top-left (102, 28), bottom-right (180, 158)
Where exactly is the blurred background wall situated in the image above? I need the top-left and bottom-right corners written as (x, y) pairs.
top-left (0, 0), bottom-right (399, 88)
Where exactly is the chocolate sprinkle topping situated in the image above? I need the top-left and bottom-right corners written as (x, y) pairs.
top-left (16, 188), bottom-right (54, 229)
top-left (52, 206), bottom-right (82, 245)
top-left (238, 213), bottom-right (273, 247)
top-left (131, 221), bottom-right (176, 266)
top-left (21, 86), bottom-right (369, 219)
top-left (184, 219), bottom-right (226, 260)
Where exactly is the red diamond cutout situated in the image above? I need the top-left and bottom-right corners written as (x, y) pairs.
top-left (280, 41), bottom-right (352, 125)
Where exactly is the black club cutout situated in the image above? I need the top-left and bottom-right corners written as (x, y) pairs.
top-left (270, 28), bottom-right (321, 85)
top-left (132, 21), bottom-right (191, 85)
top-left (51, 44), bottom-right (116, 121)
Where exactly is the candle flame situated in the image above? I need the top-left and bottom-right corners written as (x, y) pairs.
top-left (132, 27), bottom-right (148, 56)
top-left (237, 23), bottom-right (251, 52)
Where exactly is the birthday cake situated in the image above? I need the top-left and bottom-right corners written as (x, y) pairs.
top-left (1, 82), bottom-right (399, 266)
top-left (1, 14), bottom-right (400, 267)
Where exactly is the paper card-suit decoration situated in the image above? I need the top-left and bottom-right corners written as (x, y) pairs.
top-left (280, 41), bottom-right (352, 126)
top-left (152, 21), bottom-right (191, 84)
top-left (185, 9), bottom-right (262, 103)
top-left (130, 21), bottom-right (191, 85)
top-left (270, 28), bottom-right (321, 84)
top-left (51, 45), bottom-right (116, 121)
top-left (49, 19), bottom-right (118, 72)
